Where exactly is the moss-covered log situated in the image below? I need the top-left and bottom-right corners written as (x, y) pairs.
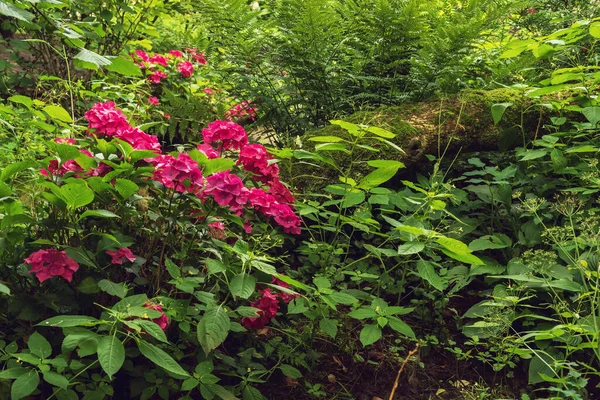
top-left (286, 88), bottom-right (556, 190)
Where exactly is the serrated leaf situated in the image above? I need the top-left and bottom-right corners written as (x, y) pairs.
top-left (416, 260), bottom-right (446, 291)
top-left (11, 369), bottom-right (39, 400)
top-left (79, 210), bottom-right (119, 220)
top-left (59, 183), bottom-right (94, 209)
top-left (137, 340), bottom-right (189, 377)
top-left (0, 282), bottom-right (10, 295)
top-left (436, 237), bottom-right (471, 255)
top-left (114, 178), bottom-right (138, 199)
top-left (43, 105), bottom-right (73, 123)
top-left (319, 318), bottom-right (337, 339)
top-left (197, 307), bottom-right (230, 354)
top-left (27, 332), bottom-right (52, 359)
top-left (279, 364), bottom-right (302, 379)
top-left (397, 241), bottom-right (425, 255)
top-left (43, 371), bottom-right (69, 390)
top-left (388, 317), bottom-right (415, 338)
top-left (229, 274), bottom-right (256, 299)
top-left (98, 279), bottom-right (128, 299)
top-left (347, 308), bottom-right (377, 320)
top-left (97, 335), bottom-right (125, 378)
top-left (38, 315), bottom-right (100, 328)
top-left (74, 48), bottom-right (111, 67)
top-left (165, 257), bottom-right (181, 279)
top-left (0, 1), bottom-right (34, 22)
top-left (583, 106), bottom-right (600, 125)
top-left (359, 324), bottom-right (382, 346)
top-left (104, 56), bottom-right (142, 76)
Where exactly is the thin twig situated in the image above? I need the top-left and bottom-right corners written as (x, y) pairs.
top-left (388, 342), bottom-right (421, 400)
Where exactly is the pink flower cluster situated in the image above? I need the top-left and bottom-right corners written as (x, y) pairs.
top-left (85, 102), bottom-right (161, 152)
top-left (25, 249), bottom-right (79, 283)
top-left (177, 61), bottom-right (194, 78)
top-left (106, 248), bottom-right (136, 265)
top-left (143, 301), bottom-right (169, 331)
top-left (202, 120), bottom-right (249, 151)
top-left (242, 277), bottom-right (298, 330)
top-left (224, 100), bottom-right (257, 122)
top-left (205, 171), bottom-right (248, 214)
top-left (130, 48), bottom-right (206, 82)
top-left (152, 153), bottom-right (204, 194)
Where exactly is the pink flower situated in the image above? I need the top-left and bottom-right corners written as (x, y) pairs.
top-left (54, 137), bottom-right (75, 145)
top-left (186, 48), bottom-right (207, 65)
top-left (203, 88), bottom-right (214, 95)
top-left (106, 248), bottom-right (136, 265)
top-left (202, 120), bottom-right (248, 151)
top-left (237, 144), bottom-right (279, 184)
top-left (152, 153), bottom-right (204, 194)
top-left (247, 188), bottom-right (276, 213)
top-left (134, 50), bottom-right (150, 62)
top-left (169, 50), bottom-right (183, 58)
top-left (208, 221), bottom-right (226, 240)
top-left (197, 143), bottom-right (219, 159)
top-left (144, 301), bottom-right (169, 331)
top-left (243, 221), bottom-right (252, 234)
top-left (25, 249), bottom-right (79, 283)
top-left (204, 170), bottom-right (248, 213)
top-left (269, 179), bottom-right (294, 204)
top-left (115, 127), bottom-right (161, 152)
top-left (42, 159), bottom-right (81, 177)
top-left (148, 96), bottom-right (159, 106)
top-left (84, 102), bottom-right (130, 137)
top-left (87, 162), bottom-right (112, 177)
top-left (164, 113), bottom-right (171, 120)
top-left (268, 203), bottom-right (302, 235)
top-left (149, 55), bottom-right (168, 67)
top-left (225, 101), bottom-right (257, 121)
top-left (148, 70), bottom-right (167, 84)
top-left (242, 289), bottom-right (280, 330)
top-left (177, 61), bottom-right (194, 78)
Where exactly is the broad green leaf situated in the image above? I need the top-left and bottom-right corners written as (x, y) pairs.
top-left (42, 371), bottom-right (69, 390)
top-left (59, 183), bottom-right (94, 209)
top-left (590, 22), bottom-right (600, 38)
top-left (0, 282), bottom-right (10, 295)
top-left (359, 324), bottom-right (382, 346)
top-left (38, 315), bottom-right (100, 328)
top-left (204, 159), bottom-right (235, 176)
top-left (79, 210), bottom-right (119, 220)
top-left (206, 259), bottom-right (227, 274)
top-left (0, 1), bottom-right (34, 22)
top-left (416, 260), bottom-right (446, 291)
top-left (491, 103), bottom-right (512, 125)
top-left (358, 166), bottom-right (401, 190)
top-left (469, 234), bottom-right (512, 251)
top-left (388, 317), bottom-right (416, 338)
top-left (315, 143), bottom-right (348, 152)
top-left (165, 258), bottom-right (181, 279)
top-left (98, 279), bottom-right (128, 299)
top-left (307, 136), bottom-right (344, 143)
top-left (279, 364), bottom-right (302, 379)
top-left (197, 307), bottom-right (230, 354)
top-left (347, 308), bottom-right (377, 320)
top-left (528, 352), bottom-right (556, 384)
top-left (74, 48), bottom-right (111, 67)
top-left (43, 105), bottom-right (73, 123)
top-left (27, 332), bottom-right (52, 359)
top-left (114, 178), bottom-right (138, 199)
top-left (329, 120), bottom-right (361, 136)
top-left (229, 274), bottom-right (256, 299)
top-left (105, 56), bottom-right (142, 77)
top-left (0, 367), bottom-right (29, 379)
top-left (319, 318), bottom-right (337, 339)
top-left (366, 160), bottom-right (404, 169)
top-left (328, 292), bottom-right (357, 305)
top-left (97, 335), bottom-right (125, 378)
top-left (441, 249), bottom-right (484, 265)
top-left (137, 340), bottom-right (190, 377)
top-left (366, 126), bottom-right (395, 138)
top-left (397, 241), bottom-right (425, 255)
top-left (582, 107), bottom-right (600, 125)
top-left (436, 237), bottom-right (471, 255)
top-left (8, 95), bottom-right (33, 107)
top-left (11, 369), bottom-right (39, 400)
top-left (340, 190), bottom-right (365, 208)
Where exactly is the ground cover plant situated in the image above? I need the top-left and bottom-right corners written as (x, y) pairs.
top-left (2, 0), bottom-right (600, 399)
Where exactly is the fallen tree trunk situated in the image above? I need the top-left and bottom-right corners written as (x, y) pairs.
top-left (287, 88), bottom-right (558, 190)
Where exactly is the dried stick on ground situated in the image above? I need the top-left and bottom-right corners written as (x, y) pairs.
top-left (388, 342), bottom-right (421, 400)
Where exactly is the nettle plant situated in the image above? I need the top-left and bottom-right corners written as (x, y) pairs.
top-left (0, 101), bottom-right (310, 399)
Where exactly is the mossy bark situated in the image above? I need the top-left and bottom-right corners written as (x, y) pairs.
top-left (286, 88), bottom-right (553, 190)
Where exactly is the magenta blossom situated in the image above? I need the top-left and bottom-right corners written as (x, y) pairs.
top-left (169, 50), bottom-right (183, 58)
top-left (148, 96), bottom-right (159, 106)
top-left (242, 289), bottom-right (280, 330)
top-left (25, 249), bottom-right (79, 283)
top-left (134, 50), bottom-right (150, 62)
top-left (148, 70), bottom-right (167, 84)
top-left (237, 144), bottom-right (279, 184)
top-left (204, 170), bottom-right (248, 213)
top-left (84, 102), bottom-right (130, 137)
top-left (106, 248), bottom-right (136, 265)
top-left (177, 61), bottom-right (194, 78)
top-left (202, 120), bottom-right (248, 151)
top-left (115, 127), bottom-right (161, 152)
top-left (152, 153), bottom-right (204, 194)
top-left (197, 143), bottom-right (219, 159)
top-left (149, 55), bottom-right (168, 67)
top-left (144, 301), bottom-right (169, 331)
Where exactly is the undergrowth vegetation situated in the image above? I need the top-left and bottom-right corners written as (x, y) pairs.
top-left (1, 1), bottom-right (600, 399)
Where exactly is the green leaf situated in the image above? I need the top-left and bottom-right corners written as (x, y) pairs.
top-left (441, 249), bottom-right (484, 265)
top-left (137, 340), bottom-right (190, 377)
top-left (11, 369), bottom-right (39, 400)
top-left (0, 367), bottom-right (29, 379)
top-left (0, 282), bottom-right (10, 295)
top-left (359, 324), bottom-right (382, 346)
top-left (43, 105), bottom-right (73, 123)
top-left (37, 315), bottom-right (100, 328)
top-left (279, 364), bottom-right (302, 379)
top-left (97, 335), bottom-right (125, 378)
top-left (0, 1), bottom-right (34, 22)
top-left (114, 178), bottom-right (138, 199)
top-left (416, 260), bottom-right (446, 291)
top-left (204, 159), bottom-right (235, 176)
top-left (79, 210), bottom-right (119, 220)
top-left (74, 48), bottom-right (111, 67)
top-left (529, 352), bottom-right (556, 384)
top-left (8, 95), bottom-right (33, 107)
top-left (469, 235), bottom-right (512, 251)
top-left (397, 241), bottom-right (425, 255)
top-left (436, 237), bottom-right (471, 255)
top-left (388, 317), bottom-right (416, 338)
top-left (314, 143), bottom-right (348, 152)
top-left (348, 308), bottom-right (377, 320)
top-left (367, 160), bottom-right (404, 169)
top-left (358, 166), bottom-right (401, 190)
top-left (242, 385), bottom-right (264, 400)
top-left (59, 183), bottom-right (94, 209)
top-left (590, 22), bottom-right (600, 38)
top-left (307, 136), bottom-right (344, 143)
top-left (197, 307), bottom-right (230, 354)
top-left (319, 318), bottom-right (337, 339)
top-left (582, 107), bottom-right (600, 125)
top-left (104, 56), bottom-right (142, 77)
top-left (206, 259), bottom-right (227, 274)
top-left (43, 371), bottom-right (69, 390)
top-left (98, 279), bottom-right (128, 299)
top-left (366, 126), bottom-right (395, 138)
top-left (328, 292), bottom-right (357, 305)
top-left (229, 274), bottom-right (256, 299)
top-left (491, 103), bottom-right (512, 125)
top-left (27, 332), bottom-right (52, 359)
top-left (165, 258), bottom-right (181, 279)
top-left (182, 378), bottom-right (199, 391)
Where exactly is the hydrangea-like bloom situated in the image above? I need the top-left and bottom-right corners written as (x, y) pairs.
top-left (203, 87), bottom-right (214, 95)
top-left (204, 170), bottom-right (248, 213)
top-left (177, 61), bottom-right (194, 78)
top-left (148, 96), bottom-right (159, 106)
top-left (149, 55), bottom-right (168, 67)
top-left (247, 188), bottom-right (275, 213)
top-left (271, 276), bottom-right (300, 303)
top-left (152, 153), bottom-right (204, 194)
top-left (106, 248), bottom-right (136, 265)
top-left (143, 301), bottom-right (169, 331)
top-left (148, 70), bottom-right (167, 84)
top-left (208, 221), bottom-right (226, 240)
top-left (115, 127), bottom-right (161, 152)
top-left (237, 144), bottom-right (279, 183)
top-left (54, 137), bottom-right (75, 145)
top-left (41, 159), bottom-right (82, 177)
top-left (241, 289), bottom-right (280, 330)
top-left (25, 249), bottom-right (79, 283)
top-left (202, 120), bottom-right (248, 151)
top-left (169, 50), bottom-right (183, 58)
top-left (84, 102), bottom-right (130, 137)
top-left (267, 203), bottom-right (302, 235)
top-left (186, 48), bottom-right (207, 65)
top-left (269, 179), bottom-right (294, 204)
top-left (134, 50), bottom-right (150, 62)
top-left (197, 143), bottom-right (219, 159)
